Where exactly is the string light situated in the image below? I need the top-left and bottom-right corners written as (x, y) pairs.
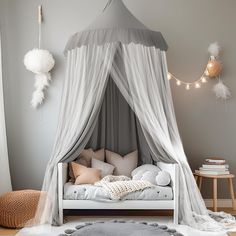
top-left (176, 80), bottom-right (181, 86)
top-left (167, 43), bottom-right (225, 95)
top-left (201, 77), bottom-right (207, 83)
top-left (168, 58), bottom-right (211, 91)
top-left (208, 62), bottom-right (214, 68)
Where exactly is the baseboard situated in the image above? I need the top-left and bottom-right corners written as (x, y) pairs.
top-left (204, 199), bottom-right (232, 208)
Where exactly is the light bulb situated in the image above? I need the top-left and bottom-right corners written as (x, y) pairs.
top-left (167, 73), bottom-right (172, 80)
top-left (195, 83), bottom-right (200, 88)
top-left (208, 62), bottom-right (214, 68)
top-left (176, 80), bottom-right (181, 86)
top-left (201, 77), bottom-right (207, 83)
top-left (186, 84), bottom-right (190, 90)
top-left (205, 70), bottom-right (209, 76)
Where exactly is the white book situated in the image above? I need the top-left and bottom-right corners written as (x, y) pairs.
top-left (202, 164), bottom-right (229, 169)
top-left (196, 170), bottom-right (230, 175)
top-left (205, 158), bottom-right (225, 164)
top-left (200, 167), bottom-right (228, 172)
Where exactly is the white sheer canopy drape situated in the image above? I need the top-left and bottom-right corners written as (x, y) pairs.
top-left (0, 33), bottom-right (12, 195)
top-left (20, 43), bottom-right (233, 235)
top-left (111, 43), bottom-right (219, 229)
top-left (34, 43), bottom-right (118, 225)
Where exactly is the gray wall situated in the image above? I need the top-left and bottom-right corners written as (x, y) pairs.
top-left (0, 0), bottom-right (236, 198)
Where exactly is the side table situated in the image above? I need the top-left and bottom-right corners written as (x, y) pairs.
top-left (194, 173), bottom-right (236, 212)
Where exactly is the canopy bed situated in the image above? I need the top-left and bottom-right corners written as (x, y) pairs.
top-left (33, 0), bottom-right (234, 232)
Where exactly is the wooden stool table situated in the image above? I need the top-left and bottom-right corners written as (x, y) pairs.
top-left (194, 173), bottom-right (236, 212)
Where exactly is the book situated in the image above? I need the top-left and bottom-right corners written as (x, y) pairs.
top-left (199, 167), bottom-right (228, 172)
top-left (202, 164), bottom-right (229, 169)
top-left (196, 170), bottom-right (229, 175)
top-left (205, 157), bottom-right (225, 164)
top-left (203, 162), bottom-right (227, 165)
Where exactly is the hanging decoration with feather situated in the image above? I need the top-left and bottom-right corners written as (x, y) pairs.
top-left (168, 42), bottom-right (231, 100)
top-left (24, 5), bottom-right (55, 109)
top-left (208, 43), bottom-right (231, 100)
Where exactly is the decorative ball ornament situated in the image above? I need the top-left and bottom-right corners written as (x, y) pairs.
top-left (24, 49), bottom-right (55, 74)
top-left (207, 58), bottom-right (222, 78)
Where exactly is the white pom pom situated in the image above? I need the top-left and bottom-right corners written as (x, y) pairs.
top-left (34, 73), bottom-right (51, 90)
top-left (24, 49), bottom-right (55, 74)
top-left (31, 90), bottom-right (45, 108)
top-left (213, 80), bottom-right (231, 100)
top-left (208, 42), bottom-right (221, 57)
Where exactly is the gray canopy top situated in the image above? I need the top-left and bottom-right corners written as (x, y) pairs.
top-left (64, 0), bottom-right (168, 54)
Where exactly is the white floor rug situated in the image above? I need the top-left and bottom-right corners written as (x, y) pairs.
top-left (16, 216), bottom-right (232, 236)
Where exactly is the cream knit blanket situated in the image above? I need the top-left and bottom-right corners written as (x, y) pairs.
top-left (95, 175), bottom-right (153, 200)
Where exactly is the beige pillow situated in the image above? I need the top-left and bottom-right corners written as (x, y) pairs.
top-left (78, 148), bottom-right (105, 167)
top-left (71, 162), bottom-right (101, 185)
top-left (105, 150), bottom-right (138, 177)
top-left (69, 148), bottom-right (105, 181)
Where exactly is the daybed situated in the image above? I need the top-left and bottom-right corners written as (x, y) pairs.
top-left (58, 162), bottom-right (179, 225)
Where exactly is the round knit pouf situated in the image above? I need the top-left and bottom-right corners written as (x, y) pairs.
top-left (0, 190), bottom-right (41, 228)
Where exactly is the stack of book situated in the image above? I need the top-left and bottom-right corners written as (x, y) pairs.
top-left (196, 157), bottom-right (229, 175)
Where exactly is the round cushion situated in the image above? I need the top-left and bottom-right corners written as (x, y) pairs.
top-left (132, 170), bottom-right (159, 185)
top-left (141, 170), bottom-right (159, 185)
top-left (0, 190), bottom-right (41, 228)
top-left (131, 164), bottom-right (160, 177)
top-left (155, 171), bottom-right (171, 186)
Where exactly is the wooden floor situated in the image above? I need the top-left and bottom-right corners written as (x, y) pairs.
top-left (0, 229), bottom-right (18, 236)
top-left (0, 208), bottom-right (235, 236)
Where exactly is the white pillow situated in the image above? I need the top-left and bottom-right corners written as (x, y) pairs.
top-left (155, 171), bottom-right (171, 186)
top-left (91, 158), bottom-right (115, 178)
top-left (141, 170), bottom-right (160, 185)
top-left (131, 164), bottom-right (161, 177)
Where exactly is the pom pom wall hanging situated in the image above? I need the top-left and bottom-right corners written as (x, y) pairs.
top-left (168, 42), bottom-right (231, 100)
top-left (24, 6), bottom-right (55, 109)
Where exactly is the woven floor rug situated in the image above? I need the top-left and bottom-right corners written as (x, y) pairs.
top-left (58, 220), bottom-right (183, 236)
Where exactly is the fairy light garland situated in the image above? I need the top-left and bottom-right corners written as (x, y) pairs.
top-left (167, 42), bottom-right (225, 92)
top-left (167, 65), bottom-right (210, 90)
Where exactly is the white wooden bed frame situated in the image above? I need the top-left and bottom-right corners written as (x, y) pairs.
top-left (58, 162), bottom-right (179, 225)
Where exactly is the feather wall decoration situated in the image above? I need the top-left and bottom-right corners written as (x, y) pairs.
top-left (208, 42), bottom-right (220, 58)
top-left (24, 49), bottom-right (55, 108)
top-left (169, 42), bottom-right (232, 100)
top-left (213, 80), bottom-right (231, 100)
top-left (23, 6), bottom-right (55, 109)
top-left (208, 42), bottom-right (232, 100)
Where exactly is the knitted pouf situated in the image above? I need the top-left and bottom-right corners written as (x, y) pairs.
top-left (0, 190), bottom-right (42, 228)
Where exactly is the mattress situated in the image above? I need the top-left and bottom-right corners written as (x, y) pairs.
top-left (64, 182), bottom-right (173, 201)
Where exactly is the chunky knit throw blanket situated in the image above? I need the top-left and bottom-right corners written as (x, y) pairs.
top-left (95, 175), bottom-right (153, 200)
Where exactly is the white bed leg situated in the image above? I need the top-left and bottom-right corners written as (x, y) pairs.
top-left (173, 208), bottom-right (178, 224)
top-left (58, 162), bottom-right (67, 225)
top-left (58, 205), bottom-right (63, 225)
top-left (173, 164), bottom-right (179, 225)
